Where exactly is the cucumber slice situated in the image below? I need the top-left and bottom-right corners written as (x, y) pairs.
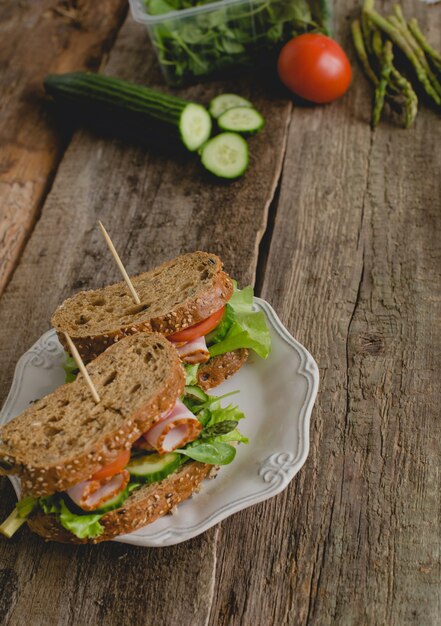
top-left (185, 385), bottom-right (209, 402)
top-left (209, 94), bottom-right (253, 119)
top-left (200, 133), bottom-right (249, 180)
top-left (127, 452), bottom-right (182, 483)
top-left (218, 107), bottom-right (264, 135)
top-left (91, 487), bottom-right (131, 514)
top-left (179, 103), bottom-right (212, 152)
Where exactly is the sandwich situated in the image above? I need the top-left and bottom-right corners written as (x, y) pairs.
top-left (51, 252), bottom-right (271, 390)
top-left (0, 333), bottom-right (248, 543)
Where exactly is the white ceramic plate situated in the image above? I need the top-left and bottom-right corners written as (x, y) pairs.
top-left (0, 298), bottom-right (319, 547)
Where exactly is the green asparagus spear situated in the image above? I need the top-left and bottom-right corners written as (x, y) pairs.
top-left (366, 9), bottom-right (441, 106)
top-left (408, 18), bottom-right (441, 74)
top-left (373, 40), bottom-right (394, 127)
top-left (362, 0), bottom-right (375, 55)
top-left (390, 68), bottom-right (418, 127)
top-left (351, 19), bottom-right (379, 85)
top-left (372, 29), bottom-right (383, 61)
top-left (390, 6), bottom-right (441, 98)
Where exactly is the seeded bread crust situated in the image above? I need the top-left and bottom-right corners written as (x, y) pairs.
top-left (0, 334), bottom-right (185, 496)
top-left (51, 252), bottom-right (234, 363)
top-left (198, 349), bottom-right (249, 390)
top-left (27, 461), bottom-right (212, 543)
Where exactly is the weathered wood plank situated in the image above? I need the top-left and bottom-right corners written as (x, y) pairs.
top-left (0, 13), bottom-right (291, 626)
top-left (209, 2), bottom-right (441, 625)
top-left (0, 0), bottom-right (128, 297)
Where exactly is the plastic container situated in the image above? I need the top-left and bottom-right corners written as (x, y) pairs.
top-left (129, 0), bottom-right (331, 86)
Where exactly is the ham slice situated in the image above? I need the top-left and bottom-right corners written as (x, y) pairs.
top-left (173, 336), bottom-right (210, 364)
top-left (144, 399), bottom-right (202, 454)
top-left (66, 470), bottom-right (129, 511)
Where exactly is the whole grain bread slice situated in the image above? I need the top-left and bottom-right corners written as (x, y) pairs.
top-left (0, 333), bottom-right (184, 496)
top-left (27, 461), bottom-right (212, 543)
top-left (197, 349), bottom-right (249, 390)
top-left (51, 252), bottom-right (234, 363)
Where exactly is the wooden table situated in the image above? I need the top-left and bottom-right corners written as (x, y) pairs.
top-left (1, 1), bottom-right (440, 624)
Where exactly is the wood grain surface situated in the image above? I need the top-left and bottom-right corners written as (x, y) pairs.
top-left (1, 0), bottom-right (441, 624)
top-left (255, 3), bottom-right (441, 625)
top-left (0, 11), bottom-right (291, 626)
top-left (0, 0), bottom-right (127, 297)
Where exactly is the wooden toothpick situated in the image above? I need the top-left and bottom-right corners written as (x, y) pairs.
top-left (64, 333), bottom-right (101, 404)
top-left (98, 221), bottom-right (141, 305)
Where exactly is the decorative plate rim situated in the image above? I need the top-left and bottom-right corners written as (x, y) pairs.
top-left (0, 298), bottom-right (319, 547)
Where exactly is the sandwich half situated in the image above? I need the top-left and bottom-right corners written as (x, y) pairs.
top-left (0, 333), bottom-right (248, 543)
top-left (51, 252), bottom-right (271, 390)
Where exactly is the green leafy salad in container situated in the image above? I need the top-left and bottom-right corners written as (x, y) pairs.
top-left (129, 0), bottom-right (332, 85)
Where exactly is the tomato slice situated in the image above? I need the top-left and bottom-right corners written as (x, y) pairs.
top-left (167, 306), bottom-right (226, 343)
top-left (91, 449), bottom-right (130, 481)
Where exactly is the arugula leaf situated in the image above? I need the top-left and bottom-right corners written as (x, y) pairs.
top-left (144, 0), bottom-right (330, 86)
top-left (63, 351), bottom-right (78, 383)
top-left (176, 441), bottom-right (236, 464)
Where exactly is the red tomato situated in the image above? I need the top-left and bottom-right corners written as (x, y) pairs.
top-left (91, 449), bottom-right (130, 481)
top-left (277, 34), bottom-right (352, 104)
top-left (167, 306), bottom-right (226, 343)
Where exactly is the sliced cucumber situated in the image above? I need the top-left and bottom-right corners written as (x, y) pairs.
top-left (179, 103), bottom-right (212, 152)
top-left (200, 132), bottom-right (249, 180)
top-left (44, 73), bottom-right (212, 153)
top-left (209, 93), bottom-right (253, 119)
top-left (184, 385), bottom-right (209, 402)
top-left (127, 452), bottom-right (182, 483)
top-left (92, 487), bottom-right (131, 514)
top-left (218, 107), bottom-right (264, 135)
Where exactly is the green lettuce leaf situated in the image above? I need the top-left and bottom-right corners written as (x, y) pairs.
top-left (205, 301), bottom-right (235, 344)
top-left (206, 403), bottom-right (245, 426)
top-left (39, 495), bottom-right (59, 515)
top-left (215, 429), bottom-right (249, 445)
top-left (207, 286), bottom-right (271, 359)
top-left (58, 499), bottom-right (104, 539)
top-left (205, 404), bottom-right (248, 444)
top-left (184, 363), bottom-right (199, 386)
top-left (177, 393), bottom-right (248, 464)
top-left (39, 495), bottom-right (104, 539)
top-left (16, 496), bottom-right (38, 518)
top-left (63, 352), bottom-right (78, 384)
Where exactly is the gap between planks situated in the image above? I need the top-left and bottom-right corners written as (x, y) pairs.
top-left (254, 105), bottom-right (293, 297)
